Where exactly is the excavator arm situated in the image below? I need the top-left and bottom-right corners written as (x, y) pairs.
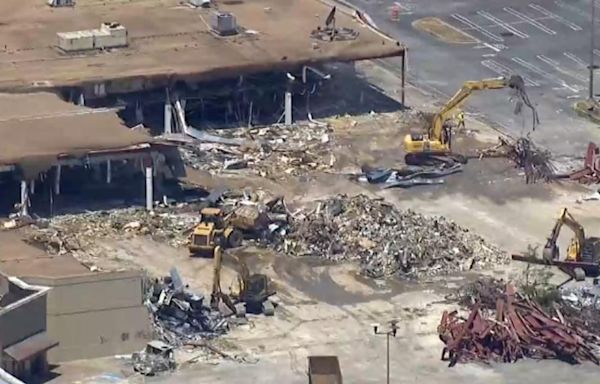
top-left (430, 76), bottom-right (519, 143)
top-left (543, 208), bottom-right (586, 262)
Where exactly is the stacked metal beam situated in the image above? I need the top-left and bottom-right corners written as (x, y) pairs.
top-left (438, 284), bottom-right (600, 366)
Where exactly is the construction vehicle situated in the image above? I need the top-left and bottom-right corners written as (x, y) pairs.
top-left (512, 208), bottom-right (600, 286)
top-left (210, 246), bottom-right (276, 316)
top-left (403, 75), bottom-right (537, 166)
top-left (188, 207), bottom-right (243, 257)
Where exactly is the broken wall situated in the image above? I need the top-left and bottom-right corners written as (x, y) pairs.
top-left (24, 271), bottom-right (151, 362)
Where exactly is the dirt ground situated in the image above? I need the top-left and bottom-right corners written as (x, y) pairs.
top-left (49, 61), bottom-right (600, 384)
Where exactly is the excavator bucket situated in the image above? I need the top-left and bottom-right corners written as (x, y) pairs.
top-left (508, 74), bottom-right (539, 130)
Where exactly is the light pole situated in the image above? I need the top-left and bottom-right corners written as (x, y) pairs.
top-left (373, 320), bottom-right (398, 384)
top-left (590, 0), bottom-right (596, 101)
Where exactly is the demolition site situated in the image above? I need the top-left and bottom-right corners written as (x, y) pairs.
top-left (3, 0), bottom-right (600, 383)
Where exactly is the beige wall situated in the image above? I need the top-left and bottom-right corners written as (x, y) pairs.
top-left (24, 271), bottom-right (151, 362)
top-left (0, 294), bottom-right (46, 348)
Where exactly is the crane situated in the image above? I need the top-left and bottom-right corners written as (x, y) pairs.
top-left (403, 75), bottom-right (537, 165)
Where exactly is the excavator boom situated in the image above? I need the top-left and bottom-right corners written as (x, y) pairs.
top-left (404, 74), bottom-right (536, 165)
top-left (543, 208), bottom-right (585, 262)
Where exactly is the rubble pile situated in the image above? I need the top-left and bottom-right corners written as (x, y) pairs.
top-left (439, 284), bottom-right (600, 366)
top-left (27, 207), bottom-right (200, 255)
top-left (560, 286), bottom-right (600, 337)
top-left (145, 268), bottom-right (228, 345)
top-left (278, 194), bottom-right (507, 278)
top-left (180, 123), bottom-right (335, 178)
top-left (479, 136), bottom-right (556, 183)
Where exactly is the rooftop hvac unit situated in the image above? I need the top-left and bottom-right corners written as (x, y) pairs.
top-left (210, 11), bottom-right (238, 36)
top-left (48, 0), bottom-right (75, 6)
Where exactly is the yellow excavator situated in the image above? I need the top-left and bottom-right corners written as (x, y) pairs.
top-left (542, 208), bottom-right (600, 264)
top-left (513, 208), bottom-right (600, 285)
top-left (210, 246), bottom-right (276, 316)
top-left (403, 75), bottom-right (536, 165)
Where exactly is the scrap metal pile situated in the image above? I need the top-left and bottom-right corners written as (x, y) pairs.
top-left (179, 123), bottom-right (334, 179)
top-left (440, 280), bottom-right (600, 366)
top-left (276, 194), bottom-right (507, 278)
top-left (145, 268), bottom-right (228, 346)
top-left (479, 136), bottom-right (556, 183)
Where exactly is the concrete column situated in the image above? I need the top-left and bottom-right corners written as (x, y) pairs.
top-left (135, 101), bottom-right (144, 125)
top-left (29, 180), bottom-right (35, 195)
top-left (20, 180), bottom-right (28, 216)
top-left (284, 91), bottom-right (292, 126)
top-left (164, 103), bottom-right (173, 134)
top-left (77, 92), bottom-right (85, 106)
top-left (54, 165), bottom-right (61, 195)
top-left (106, 160), bottom-right (112, 184)
top-left (145, 166), bottom-right (153, 211)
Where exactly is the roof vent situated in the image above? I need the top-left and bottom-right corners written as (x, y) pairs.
top-left (210, 11), bottom-right (238, 36)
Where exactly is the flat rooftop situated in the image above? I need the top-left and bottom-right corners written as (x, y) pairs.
top-left (0, 93), bottom-right (152, 167)
top-left (0, 231), bottom-right (91, 278)
top-left (0, 0), bottom-right (404, 92)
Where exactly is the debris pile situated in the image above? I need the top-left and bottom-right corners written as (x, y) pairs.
top-left (560, 285), bottom-right (600, 337)
top-left (132, 341), bottom-right (177, 376)
top-left (277, 194), bottom-right (507, 278)
top-left (179, 123), bottom-right (335, 179)
top-left (358, 163), bottom-right (463, 189)
top-left (27, 207), bottom-right (200, 255)
top-left (145, 268), bottom-right (228, 345)
top-left (479, 136), bottom-right (556, 183)
top-left (439, 284), bottom-right (600, 366)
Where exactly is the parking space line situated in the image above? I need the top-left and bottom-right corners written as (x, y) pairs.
top-left (511, 57), bottom-right (579, 92)
top-left (528, 4), bottom-right (583, 31)
top-left (537, 54), bottom-right (587, 82)
top-left (594, 49), bottom-right (600, 58)
top-left (563, 52), bottom-right (588, 67)
top-left (504, 7), bottom-right (557, 35)
top-left (555, 0), bottom-right (600, 23)
top-left (393, 2), bottom-right (413, 15)
top-left (477, 11), bottom-right (529, 38)
top-left (451, 13), bottom-right (504, 42)
top-left (481, 59), bottom-right (540, 86)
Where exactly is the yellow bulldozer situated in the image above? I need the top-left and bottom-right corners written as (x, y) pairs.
top-left (188, 207), bottom-right (243, 257)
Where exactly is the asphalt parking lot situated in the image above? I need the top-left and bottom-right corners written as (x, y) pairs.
top-left (352, 0), bottom-right (600, 156)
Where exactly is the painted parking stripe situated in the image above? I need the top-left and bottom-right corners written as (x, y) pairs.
top-left (481, 59), bottom-right (540, 86)
top-left (511, 57), bottom-right (580, 92)
top-left (594, 49), bottom-right (600, 58)
top-left (537, 54), bottom-right (587, 82)
top-left (477, 11), bottom-right (529, 38)
top-left (451, 13), bottom-right (504, 42)
top-left (504, 7), bottom-right (557, 35)
top-left (554, 0), bottom-right (600, 23)
top-left (528, 4), bottom-right (582, 31)
top-left (393, 2), bottom-right (413, 15)
top-left (563, 52), bottom-right (588, 67)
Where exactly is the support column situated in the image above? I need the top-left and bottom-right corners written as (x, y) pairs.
top-left (20, 180), bottom-right (28, 216)
top-left (29, 180), bottom-right (35, 195)
top-left (164, 103), bottom-right (173, 134)
top-left (135, 101), bottom-right (144, 125)
top-left (145, 166), bottom-right (153, 211)
top-left (401, 50), bottom-right (406, 107)
top-left (106, 160), bottom-right (112, 184)
top-left (77, 92), bottom-right (85, 106)
top-left (284, 90), bottom-right (292, 126)
top-left (54, 165), bottom-right (61, 195)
